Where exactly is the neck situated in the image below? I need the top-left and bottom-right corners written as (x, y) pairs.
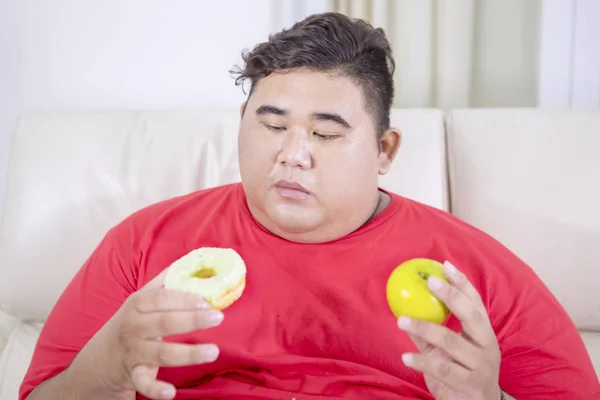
top-left (243, 187), bottom-right (391, 244)
top-left (366, 190), bottom-right (391, 223)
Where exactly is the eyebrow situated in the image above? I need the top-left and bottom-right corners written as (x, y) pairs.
top-left (255, 105), bottom-right (286, 116)
top-left (255, 104), bottom-right (352, 129)
top-left (313, 112), bottom-right (352, 129)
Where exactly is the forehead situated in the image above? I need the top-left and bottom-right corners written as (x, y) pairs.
top-left (247, 69), bottom-right (368, 119)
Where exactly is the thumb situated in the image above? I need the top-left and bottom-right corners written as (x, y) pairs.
top-left (131, 364), bottom-right (175, 399)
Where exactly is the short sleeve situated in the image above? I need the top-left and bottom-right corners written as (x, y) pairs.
top-left (19, 226), bottom-right (137, 400)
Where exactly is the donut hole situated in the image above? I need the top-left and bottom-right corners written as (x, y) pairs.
top-left (193, 267), bottom-right (217, 279)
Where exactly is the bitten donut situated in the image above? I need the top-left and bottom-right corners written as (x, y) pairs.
top-left (164, 247), bottom-right (246, 310)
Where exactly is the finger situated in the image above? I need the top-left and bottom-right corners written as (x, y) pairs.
top-left (427, 274), bottom-right (492, 347)
top-left (401, 351), bottom-right (470, 391)
top-left (399, 316), bottom-right (480, 370)
top-left (443, 261), bottom-right (483, 304)
top-left (135, 340), bottom-right (220, 366)
top-left (135, 288), bottom-right (211, 313)
top-left (407, 332), bottom-right (430, 353)
top-left (139, 308), bottom-right (223, 338)
top-left (131, 364), bottom-right (176, 400)
top-left (142, 269), bottom-right (170, 291)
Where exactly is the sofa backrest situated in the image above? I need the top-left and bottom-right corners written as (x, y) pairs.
top-left (0, 108), bottom-right (448, 321)
top-left (446, 109), bottom-right (600, 331)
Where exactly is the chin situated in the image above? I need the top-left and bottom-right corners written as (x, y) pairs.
top-left (267, 204), bottom-right (324, 234)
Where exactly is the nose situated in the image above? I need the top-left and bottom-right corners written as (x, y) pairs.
top-left (276, 129), bottom-right (313, 169)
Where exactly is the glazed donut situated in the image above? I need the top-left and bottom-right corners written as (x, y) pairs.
top-left (164, 247), bottom-right (246, 310)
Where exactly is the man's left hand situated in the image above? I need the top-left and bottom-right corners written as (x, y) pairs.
top-left (397, 261), bottom-right (503, 400)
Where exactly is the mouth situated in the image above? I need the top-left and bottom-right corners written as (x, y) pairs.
top-left (274, 180), bottom-right (311, 200)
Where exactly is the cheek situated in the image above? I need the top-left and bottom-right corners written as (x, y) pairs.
top-left (318, 143), bottom-right (379, 180)
top-left (239, 129), bottom-right (278, 176)
top-left (315, 145), bottom-right (380, 201)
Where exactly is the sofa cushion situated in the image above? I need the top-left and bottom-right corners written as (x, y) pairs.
top-left (0, 109), bottom-right (447, 322)
top-left (0, 110), bottom-right (242, 322)
top-left (0, 310), bottom-right (16, 355)
top-left (581, 331), bottom-right (600, 378)
top-left (0, 321), bottom-right (42, 400)
top-left (446, 109), bottom-right (600, 331)
top-left (383, 109), bottom-right (448, 211)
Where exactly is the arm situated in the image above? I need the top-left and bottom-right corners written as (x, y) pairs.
top-left (483, 246), bottom-right (600, 398)
top-left (396, 254), bottom-right (596, 399)
top-left (21, 221), bottom-right (222, 400)
top-left (25, 356), bottom-right (133, 400)
top-left (20, 229), bottom-right (136, 400)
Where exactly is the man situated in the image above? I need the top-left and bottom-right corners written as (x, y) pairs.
top-left (20, 12), bottom-right (599, 400)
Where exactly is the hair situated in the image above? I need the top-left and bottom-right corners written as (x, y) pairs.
top-left (230, 12), bottom-right (395, 137)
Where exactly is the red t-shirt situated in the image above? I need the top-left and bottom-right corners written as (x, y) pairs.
top-left (20, 183), bottom-right (599, 399)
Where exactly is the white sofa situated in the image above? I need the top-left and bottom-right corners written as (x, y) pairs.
top-left (0, 108), bottom-right (598, 398)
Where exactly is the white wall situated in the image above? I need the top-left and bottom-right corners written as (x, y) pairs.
top-left (538, 0), bottom-right (600, 107)
top-left (0, 0), bottom-right (297, 212)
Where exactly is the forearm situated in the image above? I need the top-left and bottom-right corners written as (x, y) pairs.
top-left (26, 356), bottom-right (133, 400)
top-left (26, 370), bottom-right (94, 400)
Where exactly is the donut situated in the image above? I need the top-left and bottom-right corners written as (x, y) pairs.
top-left (164, 247), bottom-right (246, 310)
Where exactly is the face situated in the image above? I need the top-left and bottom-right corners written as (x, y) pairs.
top-left (237, 68), bottom-right (401, 243)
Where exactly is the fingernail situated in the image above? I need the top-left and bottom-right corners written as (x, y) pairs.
top-left (204, 344), bottom-right (220, 361)
top-left (444, 261), bottom-right (457, 277)
top-left (428, 276), bottom-right (444, 290)
top-left (401, 353), bottom-right (414, 366)
top-left (196, 298), bottom-right (210, 308)
top-left (206, 310), bottom-right (224, 325)
top-left (160, 386), bottom-right (176, 399)
top-left (397, 316), bottom-right (411, 330)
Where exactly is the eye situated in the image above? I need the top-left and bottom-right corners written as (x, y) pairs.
top-left (264, 123), bottom-right (285, 132)
top-left (314, 132), bottom-right (339, 140)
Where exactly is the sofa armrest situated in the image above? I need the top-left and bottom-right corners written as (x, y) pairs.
top-left (0, 308), bottom-right (17, 354)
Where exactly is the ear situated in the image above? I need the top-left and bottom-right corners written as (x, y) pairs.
top-left (239, 102), bottom-right (247, 118)
top-left (377, 127), bottom-right (402, 175)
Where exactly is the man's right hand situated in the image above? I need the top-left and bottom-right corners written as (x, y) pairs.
top-left (72, 269), bottom-right (223, 400)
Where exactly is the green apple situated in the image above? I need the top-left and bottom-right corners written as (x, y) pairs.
top-left (386, 258), bottom-right (450, 324)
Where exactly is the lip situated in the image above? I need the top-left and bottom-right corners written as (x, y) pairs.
top-left (274, 180), bottom-right (311, 200)
top-left (275, 180), bottom-right (310, 193)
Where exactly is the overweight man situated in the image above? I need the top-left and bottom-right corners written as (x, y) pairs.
top-left (21, 12), bottom-right (599, 400)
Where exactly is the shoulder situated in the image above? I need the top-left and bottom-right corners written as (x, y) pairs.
top-left (105, 182), bottom-right (243, 243)
top-left (389, 193), bottom-right (503, 247)
top-left (389, 193), bottom-right (568, 322)
top-left (131, 182), bottom-right (239, 219)
top-left (123, 183), bottom-right (239, 224)
top-left (386, 193), bottom-right (537, 292)
top-left (96, 183), bottom-right (246, 287)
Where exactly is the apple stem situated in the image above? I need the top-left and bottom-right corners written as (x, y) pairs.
top-left (417, 271), bottom-right (429, 280)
